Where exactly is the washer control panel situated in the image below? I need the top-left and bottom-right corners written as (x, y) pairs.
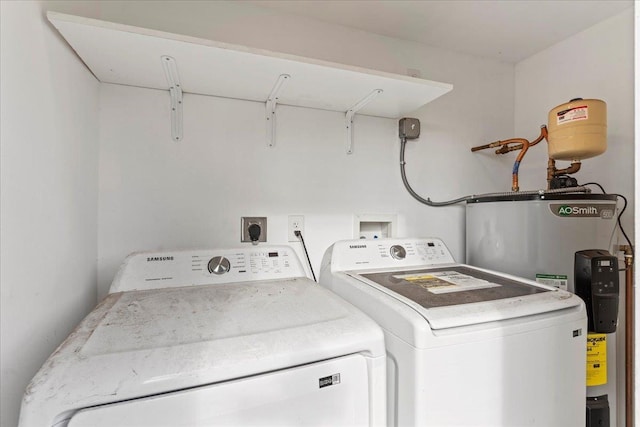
top-left (329, 238), bottom-right (455, 272)
top-left (110, 246), bottom-right (306, 293)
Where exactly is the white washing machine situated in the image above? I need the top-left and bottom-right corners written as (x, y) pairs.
top-left (319, 238), bottom-right (587, 427)
top-left (20, 246), bottom-right (386, 427)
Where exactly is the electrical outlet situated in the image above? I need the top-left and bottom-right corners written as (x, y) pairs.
top-left (288, 215), bottom-right (304, 242)
top-left (241, 217), bottom-right (267, 243)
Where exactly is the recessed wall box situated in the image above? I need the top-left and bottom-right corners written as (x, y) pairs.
top-left (354, 214), bottom-right (397, 239)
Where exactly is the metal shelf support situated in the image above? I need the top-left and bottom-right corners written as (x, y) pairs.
top-left (161, 55), bottom-right (183, 142)
top-left (266, 74), bottom-right (291, 147)
top-left (345, 89), bottom-right (383, 154)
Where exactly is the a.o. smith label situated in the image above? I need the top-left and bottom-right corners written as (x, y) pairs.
top-left (549, 204), bottom-right (615, 219)
top-left (319, 373), bottom-right (341, 389)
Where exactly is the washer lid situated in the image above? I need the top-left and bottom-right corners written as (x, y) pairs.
top-left (359, 266), bottom-right (548, 308)
top-left (21, 278), bottom-right (384, 426)
top-left (351, 264), bottom-right (582, 330)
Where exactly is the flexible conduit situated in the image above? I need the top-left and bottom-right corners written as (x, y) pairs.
top-left (399, 137), bottom-right (590, 206)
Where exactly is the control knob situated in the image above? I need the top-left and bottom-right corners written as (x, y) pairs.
top-left (208, 256), bottom-right (231, 275)
top-left (390, 245), bottom-right (407, 260)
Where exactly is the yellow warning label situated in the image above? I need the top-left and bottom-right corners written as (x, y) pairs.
top-left (586, 333), bottom-right (607, 386)
top-left (404, 274), bottom-right (436, 281)
top-left (404, 275), bottom-right (449, 287)
top-left (394, 271), bottom-right (500, 294)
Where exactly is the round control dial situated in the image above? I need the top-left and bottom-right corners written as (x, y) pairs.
top-left (390, 245), bottom-right (407, 260)
top-left (208, 256), bottom-right (231, 275)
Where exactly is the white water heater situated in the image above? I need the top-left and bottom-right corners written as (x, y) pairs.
top-left (466, 193), bottom-right (619, 426)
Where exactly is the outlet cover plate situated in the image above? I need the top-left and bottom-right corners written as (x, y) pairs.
top-left (241, 217), bottom-right (267, 243)
top-left (288, 215), bottom-right (304, 242)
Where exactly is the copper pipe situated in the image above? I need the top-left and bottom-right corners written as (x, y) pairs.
top-left (471, 126), bottom-right (549, 192)
top-left (529, 125), bottom-right (548, 148)
top-left (544, 126), bottom-right (584, 190)
top-left (496, 144), bottom-right (524, 155)
top-left (471, 141), bottom-right (503, 152)
top-left (620, 245), bottom-right (634, 427)
top-left (471, 137), bottom-right (527, 153)
top-left (511, 138), bottom-right (530, 192)
top-left (471, 126), bottom-right (548, 153)
top-left (546, 159), bottom-right (582, 189)
top-left (554, 161), bottom-right (581, 176)
top-left (470, 137), bottom-right (529, 192)
top-left (546, 158), bottom-right (556, 190)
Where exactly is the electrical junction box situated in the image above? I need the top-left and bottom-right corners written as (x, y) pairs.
top-left (399, 118), bottom-right (420, 139)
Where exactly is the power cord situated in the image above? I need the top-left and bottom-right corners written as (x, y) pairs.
top-left (582, 182), bottom-right (634, 261)
top-left (294, 230), bottom-right (317, 282)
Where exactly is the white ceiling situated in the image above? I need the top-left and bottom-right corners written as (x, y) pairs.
top-left (242, 0), bottom-right (633, 63)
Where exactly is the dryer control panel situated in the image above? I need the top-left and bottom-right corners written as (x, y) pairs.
top-left (109, 246), bottom-right (306, 293)
top-left (328, 238), bottom-right (455, 272)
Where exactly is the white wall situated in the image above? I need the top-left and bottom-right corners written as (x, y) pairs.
top-left (94, 2), bottom-right (516, 299)
top-left (0, 2), bottom-right (100, 426)
top-left (514, 8), bottom-right (635, 426)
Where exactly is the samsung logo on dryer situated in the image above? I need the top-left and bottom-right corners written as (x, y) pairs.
top-left (349, 244), bottom-right (367, 249)
top-left (146, 256), bottom-right (174, 262)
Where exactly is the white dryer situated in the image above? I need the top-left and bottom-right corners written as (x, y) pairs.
top-left (319, 238), bottom-right (587, 427)
top-left (20, 246), bottom-right (386, 427)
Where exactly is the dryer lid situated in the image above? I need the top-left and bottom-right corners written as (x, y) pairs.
top-left (21, 278), bottom-right (384, 426)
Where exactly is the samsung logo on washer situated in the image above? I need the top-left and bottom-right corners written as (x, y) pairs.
top-left (146, 256), bottom-right (174, 262)
top-left (349, 245), bottom-right (367, 249)
top-left (550, 204), bottom-right (615, 219)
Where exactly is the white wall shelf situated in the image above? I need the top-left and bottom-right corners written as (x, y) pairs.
top-left (47, 12), bottom-right (453, 148)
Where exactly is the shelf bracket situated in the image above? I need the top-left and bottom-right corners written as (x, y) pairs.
top-left (266, 74), bottom-right (290, 147)
top-left (345, 89), bottom-right (383, 154)
top-left (161, 56), bottom-right (183, 142)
